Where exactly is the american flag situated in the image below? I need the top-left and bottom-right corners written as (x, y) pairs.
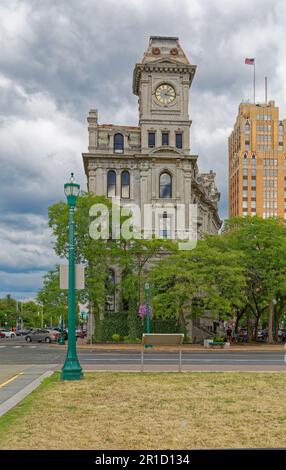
top-left (245, 58), bottom-right (255, 65)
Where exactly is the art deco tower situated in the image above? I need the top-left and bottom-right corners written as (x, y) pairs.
top-left (229, 101), bottom-right (286, 219)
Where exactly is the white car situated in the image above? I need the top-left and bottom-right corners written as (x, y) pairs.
top-left (0, 329), bottom-right (16, 338)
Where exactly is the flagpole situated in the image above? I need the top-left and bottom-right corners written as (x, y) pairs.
top-left (254, 58), bottom-right (255, 104)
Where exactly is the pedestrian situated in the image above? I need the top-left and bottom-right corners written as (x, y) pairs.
top-left (232, 329), bottom-right (237, 343)
top-left (226, 326), bottom-right (232, 343)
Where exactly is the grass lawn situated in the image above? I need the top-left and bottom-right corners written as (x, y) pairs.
top-left (1, 372), bottom-right (286, 450)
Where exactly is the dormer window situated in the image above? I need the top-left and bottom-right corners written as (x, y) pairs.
top-left (114, 133), bottom-right (124, 153)
top-left (162, 132), bottom-right (169, 146)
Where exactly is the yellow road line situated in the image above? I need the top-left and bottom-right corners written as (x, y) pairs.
top-left (0, 372), bottom-right (24, 389)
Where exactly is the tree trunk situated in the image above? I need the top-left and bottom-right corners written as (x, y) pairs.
top-left (254, 317), bottom-right (260, 342)
top-left (273, 310), bottom-right (279, 343)
top-left (235, 314), bottom-right (241, 334)
top-left (268, 300), bottom-right (274, 344)
top-left (247, 315), bottom-right (252, 343)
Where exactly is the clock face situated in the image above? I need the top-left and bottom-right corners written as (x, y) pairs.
top-left (155, 84), bottom-right (176, 105)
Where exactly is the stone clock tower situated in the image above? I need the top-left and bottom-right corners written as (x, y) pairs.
top-left (82, 36), bottom-right (221, 326)
top-left (133, 36), bottom-right (196, 153)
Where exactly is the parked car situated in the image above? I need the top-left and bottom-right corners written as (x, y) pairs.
top-left (64, 328), bottom-right (85, 339)
top-left (0, 329), bottom-right (16, 338)
top-left (25, 329), bottom-right (60, 344)
top-left (76, 328), bottom-right (86, 338)
top-left (16, 328), bottom-right (34, 336)
top-left (53, 327), bottom-right (68, 340)
top-left (0, 331), bottom-right (5, 339)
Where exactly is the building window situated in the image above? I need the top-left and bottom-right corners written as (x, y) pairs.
top-left (159, 211), bottom-right (170, 239)
top-left (159, 172), bottom-right (172, 198)
top-left (114, 133), bottom-right (124, 153)
top-left (107, 170), bottom-right (116, 197)
top-left (121, 171), bottom-right (130, 199)
top-left (105, 269), bottom-right (115, 311)
top-left (162, 132), bottom-right (169, 146)
top-left (148, 132), bottom-right (156, 148)
top-left (175, 133), bottom-right (183, 149)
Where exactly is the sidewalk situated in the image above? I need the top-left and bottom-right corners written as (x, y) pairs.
top-left (0, 365), bottom-right (55, 417)
top-left (53, 339), bottom-right (286, 352)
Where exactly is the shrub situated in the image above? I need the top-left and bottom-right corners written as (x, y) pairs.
top-left (213, 336), bottom-right (225, 342)
top-left (111, 333), bottom-right (121, 342)
top-left (123, 335), bottom-right (141, 344)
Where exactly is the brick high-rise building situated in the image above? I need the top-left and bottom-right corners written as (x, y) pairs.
top-left (228, 101), bottom-right (286, 219)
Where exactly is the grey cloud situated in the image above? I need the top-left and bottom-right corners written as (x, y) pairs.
top-left (1, 0), bottom-right (285, 297)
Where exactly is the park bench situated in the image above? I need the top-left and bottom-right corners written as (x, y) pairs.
top-left (141, 333), bottom-right (184, 372)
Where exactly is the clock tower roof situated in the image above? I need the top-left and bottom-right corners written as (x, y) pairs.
top-left (132, 36), bottom-right (196, 95)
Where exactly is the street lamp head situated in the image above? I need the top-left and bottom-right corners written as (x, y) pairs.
top-left (145, 282), bottom-right (149, 290)
top-left (64, 173), bottom-right (80, 206)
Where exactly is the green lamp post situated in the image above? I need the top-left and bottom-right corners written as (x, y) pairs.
top-left (145, 282), bottom-right (152, 348)
top-left (61, 173), bottom-right (83, 381)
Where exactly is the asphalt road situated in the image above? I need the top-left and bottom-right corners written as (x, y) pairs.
top-left (0, 337), bottom-right (286, 367)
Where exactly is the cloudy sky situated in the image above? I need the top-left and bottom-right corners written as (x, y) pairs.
top-left (1, 0), bottom-right (286, 300)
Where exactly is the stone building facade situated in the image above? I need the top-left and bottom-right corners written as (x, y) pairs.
top-left (82, 36), bottom-right (221, 336)
top-left (83, 36), bottom-right (220, 236)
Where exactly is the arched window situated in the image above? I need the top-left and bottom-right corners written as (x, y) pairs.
top-left (105, 269), bottom-right (115, 311)
top-left (121, 171), bottom-right (130, 199)
top-left (107, 170), bottom-right (116, 197)
top-left (114, 133), bottom-right (124, 153)
top-left (159, 172), bottom-right (172, 198)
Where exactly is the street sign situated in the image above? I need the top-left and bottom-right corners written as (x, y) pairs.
top-left (80, 312), bottom-right (89, 320)
top-left (59, 264), bottom-right (85, 290)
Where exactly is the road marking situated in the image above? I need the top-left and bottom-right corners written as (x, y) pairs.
top-left (0, 372), bottom-right (24, 389)
top-left (0, 346), bottom-right (6, 348)
top-left (13, 346), bottom-right (21, 349)
top-left (29, 346), bottom-right (37, 349)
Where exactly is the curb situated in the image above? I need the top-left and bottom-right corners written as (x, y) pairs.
top-left (51, 344), bottom-right (285, 353)
top-left (0, 370), bottom-right (54, 418)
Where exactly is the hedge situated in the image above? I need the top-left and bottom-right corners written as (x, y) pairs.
top-left (101, 313), bottom-right (128, 342)
top-left (101, 313), bottom-right (185, 341)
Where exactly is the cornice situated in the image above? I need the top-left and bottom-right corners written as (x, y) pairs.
top-left (132, 61), bottom-right (196, 95)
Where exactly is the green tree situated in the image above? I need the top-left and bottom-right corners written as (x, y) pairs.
top-left (149, 236), bottom-right (247, 332)
top-left (48, 192), bottom-right (176, 341)
top-left (0, 294), bottom-right (17, 328)
top-left (224, 216), bottom-right (286, 342)
top-left (37, 267), bottom-right (69, 327)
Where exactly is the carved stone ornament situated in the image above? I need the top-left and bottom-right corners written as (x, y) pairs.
top-left (152, 47), bottom-right (161, 55)
top-left (170, 48), bottom-right (179, 55)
